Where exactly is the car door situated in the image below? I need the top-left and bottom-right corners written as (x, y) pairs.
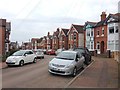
top-left (85, 49), bottom-right (91, 61)
top-left (28, 51), bottom-right (35, 62)
top-left (75, 53), bottom-right (82, 70)
top-left (24, 51), bottom-right (30, 63)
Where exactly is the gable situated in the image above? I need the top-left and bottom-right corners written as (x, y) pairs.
top-left (107, 17), bottom-right (116, 23)
top-left (86, 24), bottom-right (92, 29)
top-left (67, 25), bottom-right (78, 35)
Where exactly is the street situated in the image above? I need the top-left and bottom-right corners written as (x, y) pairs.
top-left (2, 55), bottom-right (73, 88)
top-left (2, 55), bottom-right (118, 88)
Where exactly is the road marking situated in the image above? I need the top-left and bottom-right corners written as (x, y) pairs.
top-left (64, 59), bottom-right (95, 88)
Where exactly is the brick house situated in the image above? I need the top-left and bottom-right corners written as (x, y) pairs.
top-left (106, 13), bottom-right (120, 60)
top-left (67, 24), bottom-right (84, 49)
top-left (94, 12), bottom-right (108, 54)
top-left (52, 28), bottom-right (60, 50)
top-left (59, 28), bottom-right (69, 50)
top-left (10, 41), bottom-right (19, 50)
top-left (40, 36), bottom-right (47, 49)
top-left (84, 21), bottom-right (97, 53)
top-left (0, 19), bottom-right (11, 58)
top-left (46, 32), bottom-right (52, 50)
top-left (21, 42), bottom-right (31, 50)
top-left (31, 38), bottom-right (43, 50)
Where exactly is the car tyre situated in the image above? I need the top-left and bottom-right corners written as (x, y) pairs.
top-left (19, 60), bottom-right (24, 66)
top-left (72, 67), bottom-right (77, 77)
top-left (33, 58), bottom-right (37, 63)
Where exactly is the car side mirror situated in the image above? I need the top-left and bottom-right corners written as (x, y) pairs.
top-left (24, 54), bottom-right (27, 56)
top-left (75, 58), bottom-right (79, 62)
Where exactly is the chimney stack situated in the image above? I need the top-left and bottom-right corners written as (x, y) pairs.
top-left (101, 12), bottom-right (106, 21)
top-left (48, 32), bottom-right (50, 36)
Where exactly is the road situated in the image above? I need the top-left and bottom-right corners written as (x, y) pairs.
top-left (2, 55), bottom-right (73, 88)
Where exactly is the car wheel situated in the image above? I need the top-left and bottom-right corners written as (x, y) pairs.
top-left (33, 58), bottom-right (37, 63)
top-left (72, 67), bottom-right (77, 77)
top-left (19, 60), bottom-right (24, 66)
top-left (42, 56), bottom-right (44, 59)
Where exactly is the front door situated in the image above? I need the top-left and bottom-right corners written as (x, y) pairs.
top-left (101, 41), bottom-right (104, 54)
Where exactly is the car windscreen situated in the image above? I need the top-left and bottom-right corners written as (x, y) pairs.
top-left (12, 51), bottom-right (25, 56)
top-left (56, 52), bottom-right (75, 60)
top-left (74, 48), bottom-right (85, 53)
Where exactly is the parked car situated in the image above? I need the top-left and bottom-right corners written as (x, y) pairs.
top-left (55, 48), bottom-right (64, 55)
top-left (48, 50), bottom-right (85, 76)
top-left (34, 49), bottom-right (44, 59)
top-left (6, 50), bottom-right (37, 66)
top-left (43, 49), bottom-right (47, 54)
top-left (73, 47), bottom-right (92, 65)
top-left (46, 49), bottom-right (55, 55)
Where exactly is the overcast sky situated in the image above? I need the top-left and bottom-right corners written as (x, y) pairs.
top-left (0, 0), bottom-right (119, 43)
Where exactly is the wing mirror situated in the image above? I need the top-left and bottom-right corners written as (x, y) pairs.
top-left (75, 58), bottom-right (78, 62)
top-left (24, 54), bottom-right (28, 56)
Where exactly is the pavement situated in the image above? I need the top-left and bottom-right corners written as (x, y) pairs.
top-left (67, 56), bottom-right (119, 88)
top-left (1, 56), bottom-right (119, 88)
top-left (0, 61), bottom-right (7, 69)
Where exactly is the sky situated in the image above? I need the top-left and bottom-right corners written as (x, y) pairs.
top-left (0, 0), bottom-right (119, 44)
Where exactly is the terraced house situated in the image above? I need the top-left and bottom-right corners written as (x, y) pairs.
top-left (68, 24), bottom-right (84, 49)
top-left (59, 28), bottom-right (69, 50)
top-left (52, 28), bottom-right (60, 50)
top-left (94, 12), bottom-right (108, 54)
top-left (84, 21), bottom-right (96, 54)
top-left (106, 13), bottom-right (120, 61)
top-left (46, 32), bottom-right (52, 50)
top-left (40, 36), bottom-right (47, 50)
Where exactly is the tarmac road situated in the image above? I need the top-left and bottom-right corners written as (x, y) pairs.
top-left (2, 55), bottom-right (73, 88)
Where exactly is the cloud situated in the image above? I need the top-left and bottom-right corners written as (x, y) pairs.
top-left (0, 0), bottom-right (118, 43)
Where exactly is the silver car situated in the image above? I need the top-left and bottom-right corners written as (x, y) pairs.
top-left (55, 49), bottom-right (64, 55)
top-left (34, 49), bottom-right (44, 59)
top-left (48, 51), bottom-right (85, 76)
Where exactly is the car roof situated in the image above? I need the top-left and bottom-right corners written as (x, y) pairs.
top-left (19, 50), bottom-right (33, 52)
top-left (62, 50), bottom-right (77, 54)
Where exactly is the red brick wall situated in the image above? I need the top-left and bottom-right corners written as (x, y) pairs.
top-left (0, 19), bottom-right (6, 56)
top-left (94, 25), bottom-right (107, 53)
top-left (68, 29), bottom-right (79, 49)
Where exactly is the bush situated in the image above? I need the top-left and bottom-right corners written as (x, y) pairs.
top-left (1, 49), bottom-right (19, 62)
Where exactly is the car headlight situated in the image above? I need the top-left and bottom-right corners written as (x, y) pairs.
top-left (49, 63), bottom-right (52, 67)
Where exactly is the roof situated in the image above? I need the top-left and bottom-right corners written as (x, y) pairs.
top-left (95, 13), bottom-right (120, 27)
top-left (72, 24), bottom-right (84, 33)
top-left (95, 20), bottom-right (106, 27)
top-left (106, 13), bottom-right (120, 23)
top-left (62, 50), bottom-right (77, 54)
top-left (84, 21), bottom-right (97, 28)
top-left (61, 28), bottom-right (69, 36)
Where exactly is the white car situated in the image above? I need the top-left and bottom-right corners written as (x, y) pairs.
top-left (6, 50), bottom-right (37, 66)
top-left (34, 49), bottom-right (44, 59)
top-left (48, 51), bottom-right (85, 76)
